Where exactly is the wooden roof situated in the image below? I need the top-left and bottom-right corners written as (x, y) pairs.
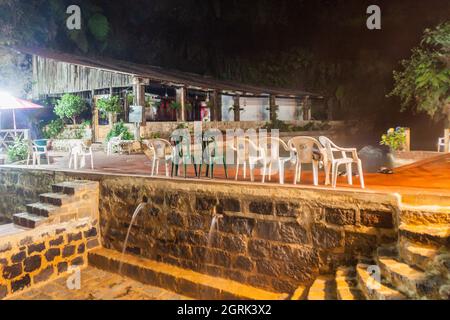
top-left (12, 46), bottom-right (322, 99)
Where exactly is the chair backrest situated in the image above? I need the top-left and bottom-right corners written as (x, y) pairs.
top-left (318, 136), bottom-right (336, 162)
top-left (150, 139), bottom-right (172, 158)
top-left (288, 136), bottom-right (321, 163)
top-left (263, 137), bottom-right (292, 160)
top-left (244, 138), bottom-right (265, 159)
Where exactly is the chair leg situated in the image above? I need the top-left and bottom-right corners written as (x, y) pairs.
top-left (293, 161), bottom-right (298, 185)
top-left (223, 157), bottom-right (228, 179)
top-left (346, 163), bottom-right (353, 185)
top-left (268, 162), bottom-right (272, 181)
top-left (156, 159), bottom-right (160, 175)
top-left (165, 161), bottom-right (169, 177)
top-left (243, 161), bottom-right (247, 179)
top-left (357, 160), bottom-right (365, 189)
top-left (90, 154), bottom-right (94, 170)
top-left (312, 161), bottom-right (319, 186)
top-left (278, 160), bottom-right (285, 184)
top-left (324, 162), bottom-right (331, 185)
top-left (235, 158), bottom-right (239, 180)
top-left (262, 161), bottom-right (267, 183)
top-left (249, 161), bottom-right (255, 182)
top-left (151, 158), bottom-right (156, 176)
top-left (332, 163), bottom-right (339, 188)
top-left (297, 163), bottom-right (302, 183)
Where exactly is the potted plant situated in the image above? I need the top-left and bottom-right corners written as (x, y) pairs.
top-left (380, 127), bottom-right (408, 167)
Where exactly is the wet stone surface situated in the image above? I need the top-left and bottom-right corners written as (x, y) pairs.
top-left (7, 267), bottom-right (190, 300)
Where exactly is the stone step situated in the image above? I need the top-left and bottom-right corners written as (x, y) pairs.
top-left (399, 223), bottom-right (450, 247)
top-left (306, 275), bottom-right (337, 300)
top-left (335, 267), bottom-right (365, 300)
top-left (356, 263), bottom-right (406, 300)
top-left (52, 180), bottom-right (98, 196)
top-left (400, 205), bottom-right (450, 225)
top-left (26, 202), bottom-right (60, 217)
top-left (88, 248), bottom-right (288, 300)
top-left (399, 241), bottom-right (439, 271)
top-left (39, 192), bottom-right (76, 206)
top-left (13, 212), bottom-right (47, 229)
top-left (377, 256), bottom-right (440, 299)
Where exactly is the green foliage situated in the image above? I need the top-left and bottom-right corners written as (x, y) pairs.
top-left (41, 119), bottom-right (64, 139)
top-left (390, 21), bottom-right (450, 120)
top-left (97, 95), bottom-right (122, 114)
top-left (106, 121), bottom-right (134, 141)
top-left (54, 94), bottom-right (86, 124)
top-left (7, 138), bottom-right (28, 162)
top-left (170, 101), bottom-right (182, 110)
top-left (88, 14), bottom-right (110, 41)
top-left (262, 120), bottom-right (331, 132)
top-left (380, 127), bottom-right (407, 151)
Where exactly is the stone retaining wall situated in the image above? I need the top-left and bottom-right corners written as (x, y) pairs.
top-left (0, 167), bottom-right (399, 293)
top-left (0, 220), bottom-right (100, 298)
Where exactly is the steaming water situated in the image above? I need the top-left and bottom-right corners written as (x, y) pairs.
top-left (118, 202), bottom-right (147, 274)
top-left (207, 214), bottom-right (222, 247)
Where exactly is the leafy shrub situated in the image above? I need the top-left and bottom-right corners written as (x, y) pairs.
top-left (97, 95), bottom-right (122, 114)
top-left (41, 119), bottom-right (64, 139)
top-left (380, 127), bottom-right (407, 151)
top-left (106, 121), bottom-right (134, 141)
top-left (7, 138), bottom-right (28, 162)
top-left (54, 94), bottom-right (86, 124)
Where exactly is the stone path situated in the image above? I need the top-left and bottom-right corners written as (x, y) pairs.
top-left (7, 266), bottom-right (190, 300)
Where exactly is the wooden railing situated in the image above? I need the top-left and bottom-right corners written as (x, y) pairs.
top-left (0, 129), bottom-right (30, 150)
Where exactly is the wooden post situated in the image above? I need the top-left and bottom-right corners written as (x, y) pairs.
top-left (176, 87), bottom-right (186, 122)
top-left (233, 95), bottom-right (240, 122)
top-left (210, 90), bottom-right (222, 121)
top-left (269, 95), bottom-right (277, 122)
top-left (444, 128), bottom-right (450, 153)
top-left (302, 96), bottom-right (311, 120)
top-left (404, 128), bottom-right (411, 152)
top-left (91, 90), bottom-right (99, 142)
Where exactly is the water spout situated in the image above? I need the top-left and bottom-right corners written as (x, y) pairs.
top-left (207, 212), bottom-right (223, 248)
top-left (119, 200), bottom-right (147, 274)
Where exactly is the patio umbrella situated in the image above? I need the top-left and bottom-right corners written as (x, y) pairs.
top-left (0, 91), bottom-right (44, 130)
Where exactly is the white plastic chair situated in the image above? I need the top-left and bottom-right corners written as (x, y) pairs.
top-left (288, 137), bottom-right (322, 186)
top-left (69, 141), bottom-right (93, 170)
top-left (262, 137), bottom-right (296, 184)
top-left (146, 139), bottom-right (173, 177)
top-left (26, 140), bottom-right (48, 166)
top-left (437, 136), bottom-right (449, 152)
top-left (106, 133), bottom-right (124, 156)
top-left (78, 141), bottom-right (94, 169)
top-left (318, 136), bottom-right (365, 189)
top-left (68, 141), bottom-right (82, 170)
top-left (233, 137), bottom-right (270, 183)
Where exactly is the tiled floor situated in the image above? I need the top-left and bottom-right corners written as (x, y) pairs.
top-left (7, 266), bottom-right (190, 300)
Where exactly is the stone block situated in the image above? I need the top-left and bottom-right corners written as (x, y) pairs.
top-left (49, 235), bottom-right (64, 247)
top-left (232, 255), bottom-right (254, 272)
top-left (345, 231), bottom-right (378, 255)
top-left (360, 210), bottom-right (393, 228)
top-left (57, 262), bottom-right (68, 274)
top-left (67, 232), bottom-right (82, 243)
top-left (2, 263), bottom-right (22, 279)
top-left (62, 245), bottom-right (76, 258)
top-left (248, 239), bottom-right (271, 258)
top-left (11, 274), bottom-right (31, 293)
top-left (275, 202), bottom-right (300, 217)
top-left (249, 200), bottom-right (273, 215)
top-left (45, 248), bottom-right (61, 262)
top-left (34, 265), bottom-right (54, 284)
top-left (312, 224), bottom-right (343, 249)
top-left (27, 242), bottom-right (46, 255)
top-left (11, 251), bottom-right (26, 264)
top-left (217, 198), bottom-right (241, 213)
top-left (24, 255), bottom-right (42, 273)
top-left (195, 195), bottom-right (217, 212)
top-left (324, 208), bottom-right (356, 226)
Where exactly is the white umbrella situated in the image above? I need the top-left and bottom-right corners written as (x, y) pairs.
top-left (0, 91), bottom-right (44, 130)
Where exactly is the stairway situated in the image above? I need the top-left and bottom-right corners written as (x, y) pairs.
top-left (12, 180), bottom-right (98, 229)
top-left (306, 205), bottom-right (450, 300)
